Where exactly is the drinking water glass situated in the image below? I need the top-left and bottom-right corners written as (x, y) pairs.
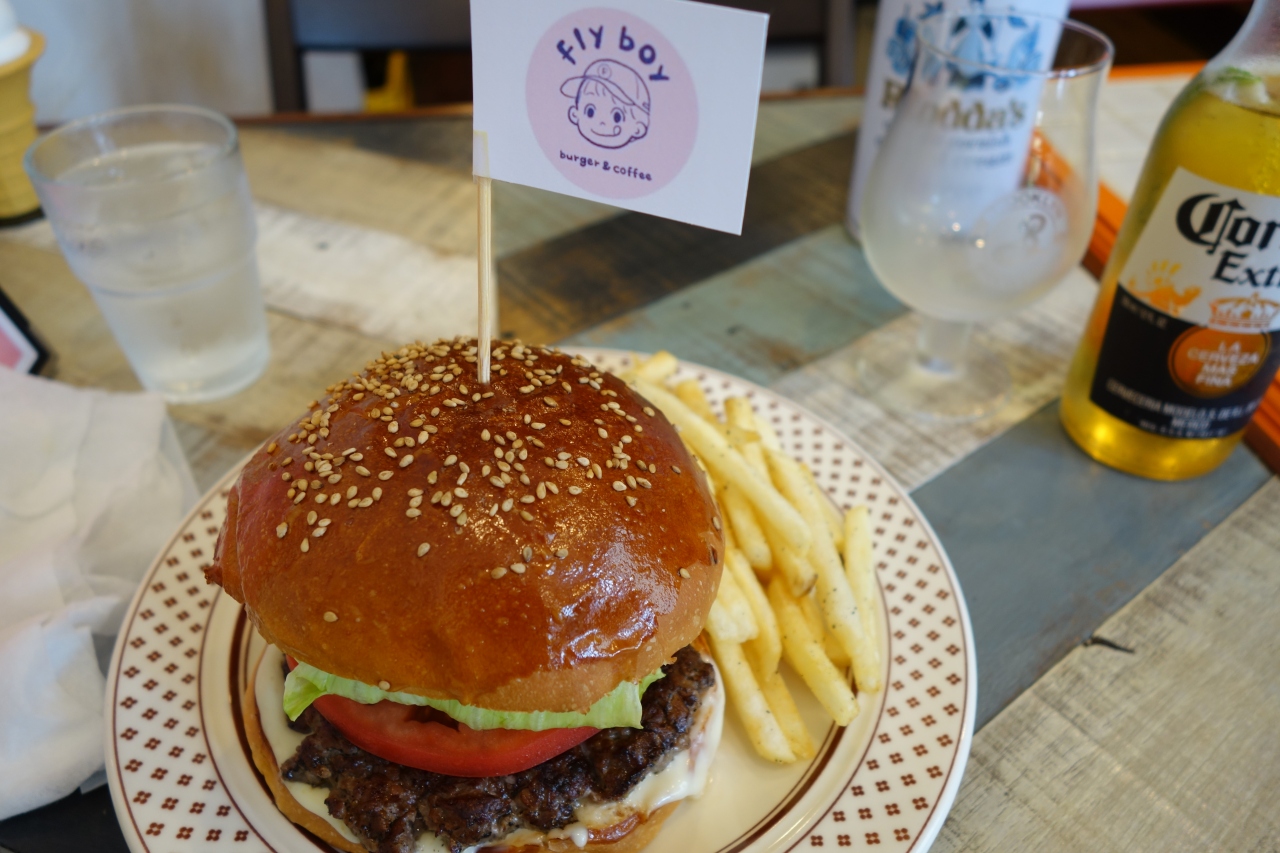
top-left (855, 12), bottom-right (1113, 421)
top-left (25, 104), bottom-right (270, 403)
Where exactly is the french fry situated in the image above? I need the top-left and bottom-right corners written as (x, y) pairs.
top-left (723, 397), bottom-right (771, 477)
top-left (727, 546), bottom-right (780, 677)
top-left (768, 579), bottom-right (859, 726)
top-left (675, 378), bottom-right (718, 424)
top-left (753, 408), bottom-right (782, 451)
top-left (637, 380), bottom-right (811, 555)
top-left (760, 523), bottom-right (818, 596)
top-left (634, 350), bottom-right (679, 384)
top-left (708, 634), bottom-right (796, 763)
top-left (798, 589), bottom-right (852, 669)
top-left (766, 448), bottom-right (881, 693)
top-left (714, 562), bottom-right (757, 641)
top-left (720, 484), bottom-right (772, 571)
top-left (801, 464), bottom-right (844, 551)
top-left (843, 505), bottom-right (883, 678)
top-left (760, 672), bottom-right (815, 760)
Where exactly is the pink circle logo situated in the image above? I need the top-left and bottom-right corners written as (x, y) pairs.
top-left (526, 8), bottom-right (698, 199)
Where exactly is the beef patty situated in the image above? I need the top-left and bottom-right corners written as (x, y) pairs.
top-left (280, 645), bottom-right (716, 853)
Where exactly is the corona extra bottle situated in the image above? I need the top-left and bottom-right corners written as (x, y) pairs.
top-left (1060, 0), bottom-right (1280, 479)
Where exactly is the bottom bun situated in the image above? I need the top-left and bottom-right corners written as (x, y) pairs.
top-left (243, 650), bottom-right (683, 853)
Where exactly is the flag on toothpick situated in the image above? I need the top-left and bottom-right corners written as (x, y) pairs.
top-left (471, 0), bottom-right (769, 236)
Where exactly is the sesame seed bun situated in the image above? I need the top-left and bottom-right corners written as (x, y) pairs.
top-left (209, 339), bottom-right (723, 713)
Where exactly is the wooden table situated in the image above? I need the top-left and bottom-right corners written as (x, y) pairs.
top-left (1, 69), bottom-right (1275, 853)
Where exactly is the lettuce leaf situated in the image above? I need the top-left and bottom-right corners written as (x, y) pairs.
top-left (282, 661), bottom-right (665, 731)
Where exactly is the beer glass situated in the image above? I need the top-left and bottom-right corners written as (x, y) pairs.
top-left (855, 12), bottom-right (1113, 421)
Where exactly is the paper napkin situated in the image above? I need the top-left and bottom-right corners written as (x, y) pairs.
top-left (0, 367), bottom-right (197, 820)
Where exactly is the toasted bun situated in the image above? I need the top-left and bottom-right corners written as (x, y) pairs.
top-left (243, 651), bottom-right (681, 853)
top-left (210, 340), bottom-right (723, 712)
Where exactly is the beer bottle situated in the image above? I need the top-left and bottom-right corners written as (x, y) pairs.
top-left (1059, 0), bottom-right (1280, 479)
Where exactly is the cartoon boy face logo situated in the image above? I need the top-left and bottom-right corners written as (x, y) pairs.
top-left (561, 59), bottom-right (650, 149)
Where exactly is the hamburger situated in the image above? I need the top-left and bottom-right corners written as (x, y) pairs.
top-left (206, 339), bottom-right (726, 853)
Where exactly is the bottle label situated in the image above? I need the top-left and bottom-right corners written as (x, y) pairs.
top-left (846, 0), bottom-right (1069, 237)
top-left (1091, 167), bottom-right (1280, 438)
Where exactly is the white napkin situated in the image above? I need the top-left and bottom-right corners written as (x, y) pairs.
top-left (0, 367), bottom-right (198, 820)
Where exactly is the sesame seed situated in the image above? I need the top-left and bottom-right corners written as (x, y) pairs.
top-left (301, 539), bottom-right (310, 552)
top-left (348, 499), bottom-right (359, 508)
top-left (409, 496), bottom-right (423, 508)
top-left (532, 423), bottom-right (546, 430)
top-left (351, 453), bottom-right (364, 462)
top-left (546, 483), bottom-right (559, 495)
top-left (713, 517), bottom-right (722, 530)
top-left (379, 680), bottom-right (391, 690)
top-left (372, 487), bottom-right (383, 500)
top-left (502, 498), bottom-right (514, 512)
top-left (637, 478), bottom-right (652, 489)
top-left (672, 466), bottom-right (682, 474)
top-left (358, 497), bottom-right (373, 507)
top-left (626, 496), bottom-right (637, 507)
top-left (449, 504), bottom-right (463, 518)
top-left (560, 419), bottom-right (571, 426)
top-left (556, 548), bottom-right (569, 558)
top-left (520, 510), bottom-right (534, 521)
top-left (356, 466), bottom-right (371, 477)
top-left (522, 546), bottom-right (533, 561)
top-left (454, 487), bottom-right (468, 498)
top-left (536, 483), bottom-right (547, 499)
top-left (568, 486), bottom-right (582, 495)
top-left (313, 527), bottom-right (327, 537)
top-left (491, 567), bottom-right (508, 579)
top-left (410, 419), bottom-right (424, 428)
top-left (445, 455), bottom-right (458, 466)
top-left (346, 486), bottom-right (358, 498)
top-left (378, 471), bottom-right (394, 481)
top-left (384, 448), bottom-right (398, 458)
top-left (294, 493), bottom-right (306, 504)
top-left (276, 523), bottom-right (288, 538)
top-left (431, 408), bottom-right (440, 416)
top-left (318, 518), bottom-right (332, 527)
top-left (555, 460), bottom-right (569, 470)
top-left (327, 474), bottom-right (342, 484)
top-left (613, 481), bottom-right (626, 492)
top-left (399, 455), bottom-right (414, 468)
top-left (315, 494), bottom-right (327, 503)
top-left (643, 407), bottom-right (655, 417)
top-left (408, 488), bottom-right (423, 497)
top-left (679, 568), bottom-right (691, 579)
top-left (388, 422), bottom-right (399, 434)
top-left (557, 452), bottom-right (571, 461)
top-left (407, 508), bottom-right (422, 518)
top-left (307, 511), bottom-right (318, 525)
top-left (418, 431), bottom-right (430, 444)
top-left (324, 610), bottom-right (337, 622)
top-left (627, 476), bottom-right (637, 489)
top-left (520, 495), bottom-right (535, 504)
top-left (268, 442), bottom-right (279, 454)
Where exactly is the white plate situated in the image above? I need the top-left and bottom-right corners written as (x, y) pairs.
top-left (105, 349), bottom-right (976, 853)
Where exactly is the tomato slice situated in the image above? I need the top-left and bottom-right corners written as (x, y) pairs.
top-left (286, 659), bottom-right (598, 777)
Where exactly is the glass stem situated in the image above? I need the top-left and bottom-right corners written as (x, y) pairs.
top-left (915, 315), bottom-right (972, 376)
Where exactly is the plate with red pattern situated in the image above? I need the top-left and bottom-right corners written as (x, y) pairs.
top-left (104, 349), bottom-right (976, 853)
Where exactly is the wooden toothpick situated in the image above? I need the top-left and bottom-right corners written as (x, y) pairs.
top-left (476, 175), bottom-right (495, 384)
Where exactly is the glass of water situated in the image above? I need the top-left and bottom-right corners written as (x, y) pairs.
top-left (855, 13), bottom-right (1112, 421)
top-left (25, 104), bottom-right (269, 403)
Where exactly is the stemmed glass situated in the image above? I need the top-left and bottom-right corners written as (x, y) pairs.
top-left (855, 12), bottom-right (1114, 421)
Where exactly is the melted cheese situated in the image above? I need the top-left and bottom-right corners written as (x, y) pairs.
top-left (256, 645), bottom-right (723, 852)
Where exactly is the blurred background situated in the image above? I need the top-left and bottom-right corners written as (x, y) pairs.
top-left (15, 0), bottom-right (1253, 122)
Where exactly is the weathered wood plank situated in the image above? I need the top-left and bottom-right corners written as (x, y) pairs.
top-left (564, 225), bottom-right (901, 385)
top-left (912, 402), bottom-right (1272, 728)
top-left (500, 133), bottom-right (857, 343)
top-left (934, 477), bottom-right (1280, 852)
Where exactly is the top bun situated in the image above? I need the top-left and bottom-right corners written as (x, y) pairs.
top-left (208, 340), bottom-right (723, 713)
